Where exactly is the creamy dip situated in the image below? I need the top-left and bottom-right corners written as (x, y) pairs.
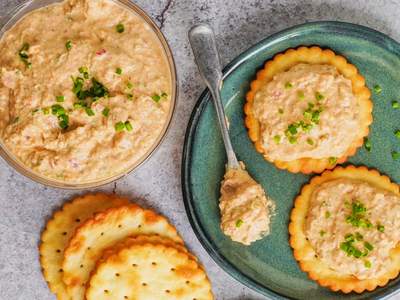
top-left (0, 0), bottom-right (172, 183)
top-left (252, 64), bottom-right (360, 162)
top-left (219, 165), bottom-right (274, 245)
top-left (306, 179), bottom-right (400, 279)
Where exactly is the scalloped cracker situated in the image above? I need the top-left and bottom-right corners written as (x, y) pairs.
top-left (62, 204), bottom-right (183, 300)
top-left (39, 193), bottom-right (129, 300)
top-left (245, 47), bottom-right (373, 173)
top-left (86, 242), bottom-right (213, 300)
top-left (289, 165), bottom-right (400, 293)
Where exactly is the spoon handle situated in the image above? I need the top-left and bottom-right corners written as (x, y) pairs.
top-left (189, 24), bottom-right (240, 169)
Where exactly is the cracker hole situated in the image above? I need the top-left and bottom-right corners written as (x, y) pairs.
top-left (87, 247), bottom-right (91, 250)
top-left (142, 283), bottom-right (147, 286)
top-left (170, 268), bottom-right (175, 271)
top-left (59, 269), bottom-right (63, 273)
top-left (165, 290), bottom-right (170, 293)
top-left (80, 264), bottom-right (84, 268)
top-left (75, 218), bottom-right (80, 222)
top-left (138, 224), bottom-right (142, 228)
top-left (101, 232), bottom-right (104, 236)
top-left (115, 273), bottom-right (120, 277)
top-left (132, 264), bottom-right (137, 267)
top-left (124, 297), bottom-right (128, 299)
top-left (151, 262), bottom-right (156, 266)
top-left (104, 289), bottom-right (109, 294)
top-left (186, 281), bottom-right (190, 284)
top-left (118, 224), bottom-right (122, 228)
top-left (56, 249), bottom-right (61, 253)
top-left (62, 232), bottom-right (67, 236)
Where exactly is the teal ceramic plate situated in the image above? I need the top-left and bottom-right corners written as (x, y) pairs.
top-left (182, 21), bottom-right (400, 299)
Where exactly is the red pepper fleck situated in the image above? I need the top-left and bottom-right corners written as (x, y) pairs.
top-left (96, 49), bottom-right (107, 56)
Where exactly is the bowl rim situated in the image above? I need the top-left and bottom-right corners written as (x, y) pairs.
top-left (0, 0), bottom-right (178, 189)
top-left (182, 20), bottom-right (400, 300)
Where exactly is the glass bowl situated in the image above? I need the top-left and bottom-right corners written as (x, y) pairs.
top-left (0, 0), bottom-right (177, 189)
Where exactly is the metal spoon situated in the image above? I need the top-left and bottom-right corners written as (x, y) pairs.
top-left (188, 24), bottom-right (240, 169)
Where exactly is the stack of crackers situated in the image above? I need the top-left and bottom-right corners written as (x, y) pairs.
top-left (39, 194), bottom-right (214, 300)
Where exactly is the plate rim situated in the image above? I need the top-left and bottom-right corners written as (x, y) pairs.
top-left (182, 21), bottom-right (400, 300)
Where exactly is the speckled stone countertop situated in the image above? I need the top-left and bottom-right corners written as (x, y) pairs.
top-left (1, 1), bottom-right (400, 299)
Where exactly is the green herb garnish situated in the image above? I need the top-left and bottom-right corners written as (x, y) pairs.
top-left (392, 151), bottom-right (400, 160)
top-left (315, 91), bottom-right (324, 101)
top-left (127, 82), bottom-right (133, 89)
top-left (328, 157), bottom-right (337, 165)
top-left (306, 138), bottom-right (314, 146)
top-left (395, 130), bottom-right (400, 139)
top-left (373, 85), bottom-right (382, 94)
top-left (288, 136), bottom-right (297, 144)
top-left (125, 121), bottom-right (133, 132)
top-left (392, 101), bottom-right (400, 109)
top-left (236, 219), bottom-right (244, 228)
top-left (85, 107), bottom-right (95, 116)
top-left (364, 137), bottom-right (372, 152)
top-left (325, 211), bottom-right (331, 218)
top-left (127, 93), bottom-right (133, 100)
top-left (65, 40), bottom-right (72, 51)
top-left (319, 230), bottom-right (326, 237)
top-left (51, 104), bottom-right (69, 129)
top-left (152, 94), bottom-right (161, 103)
top-left (345, 201), bottom-right (373, 229)
top-left (56, 96), bottom-right (65, 103)
top-left (364, 241), bottom-right (374, 251)
top-left (116, 67), bottom-right (122, 75)
top-left (278, 108), bottom-right (284, 115)
top-left (377, 224), bottom-right (385, 233)
top-left (284, 82), bottom-right (293, 89)
top-left (42, 107), bottom-right (50, 115)
top-left (102, 107), bottom-right (110, 117)
top-left (364, 260), bottom-right (372, 268)
top-left (19, 43), bottom-right (32, 69)
top-left (273, 135), bottom-right (281, 144)
top-left (116, 23), bottom-right (125, 33)
top-left (115, 121), bottom-right (125, 131)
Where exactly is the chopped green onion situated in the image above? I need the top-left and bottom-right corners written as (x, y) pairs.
top-left (364, 137), bottom-right (372, 152)
top-left (325, 211), bottom-right (331, 218)
top-left (306, 138), bottom-right (314, 145)
top-left (278, 108), bottom-right (284, 115)
top-left (66, 40), bottom-right (72, 51)
top-left (73, 102), bottom-right (85, 109)
top-left (328, 157), bottom-right (337, 165)
top-left (85, 107), bottom-right (95, 116)
top-left (364, 260), bottom-right (371, 268)
top-left (115, 121), bottom-right (125, 131)
top-left (127, 82), bottom-right (133, 89)
top-left (102, 107), bottom-right (110, 117)
top-left (287, 123), bottom-right (298, 135)
top-left (127, 93), bottom-right (133, 100)
top-left (125, 121), bottom-right (133, 132)
top-left (392, 101), bottom-right (400, 109)
top-left (319, 230), bottom-right (326, 237)
top-left (377, 224), bottom-right (385, 233)
top-left (273, 135), bottom-right (281, 144)
top-left (297, 90), bottom-right (305, 100)
top-left (152, 94), bottom-right (161, 103)
top-left (364, 241), bottom-right (374, 251)
top-left (355, 232), bottom-right (363, 241)
top-left (58, 114), bottom-right (69, 130)
top-left (19, 43), bottom-right (32, 69)
top-left (236, 219), bottom-right (244, 228)
top-left (56, 95), bottom-right (65, 102)
top-left (116, 67), bottom-right (122, 75)
top-left (315, 92), bottom-right (324, 101)
top-left (116, 23), bottom-right (125, 33)
top-left (51, 104), bottom-right (66, 116)
top-left (288, 136), bottom-right (297, 144)
top-left (42, 107), bottom-right (50, 115)
top-left (284, 82), bottom-right (293, 89)
top-left (32, 108), bottom-right (39, 115)
top-left (161, 92), bottom-right (168, 98)
top-left (395, 130), bottom-right (400, 139)
top-left (373, 84), bottom-right (382, 94)
top-left (392, 151), bottom-right (400, 160)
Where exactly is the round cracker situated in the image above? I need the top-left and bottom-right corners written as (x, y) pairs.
top-left (62, 204), bottom-right (183, 300)
top-left (289, 165), bottom-right (400, 293)
top-left (245, 46), bottom-right (372, 174)
top-left (39, 193), bottom-right (129, 300)
top-left (86, 243), bottom-right (214, 300)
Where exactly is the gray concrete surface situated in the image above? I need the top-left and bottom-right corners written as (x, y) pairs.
top-left (1, 0), bottom-right (400, 299)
